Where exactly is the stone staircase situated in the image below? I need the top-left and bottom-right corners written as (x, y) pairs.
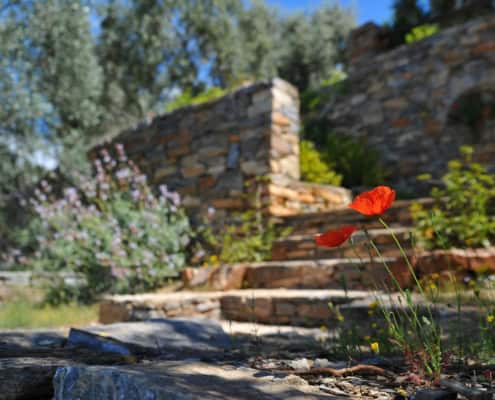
top-left (100, 198), bottom-right (431, 327)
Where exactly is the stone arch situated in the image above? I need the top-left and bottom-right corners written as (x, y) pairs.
top-left (440, 69), bottom-right (495, 126)
top-left (445, 86), bottom-right (495, 144)
top-left (441, 79), bottom-right (495, 173)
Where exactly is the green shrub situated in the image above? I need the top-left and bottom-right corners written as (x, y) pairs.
top-left (165, 87), bottom-right (228, 112)
top-left (300, 140), bottom-right (342, 186)
top-left (300, 70), bottom-right (348, 115)
top-left (8, 144), bottom-right (192, 304)
top-left (192, 179), bottom-right (290, 266)
top-left (412, 146), bottom-right (495, 250)
top-left (405, 24), bottom-right (439, 44)
top-left (323, 134), bottom-right (387, 188)
top-left (204, 210), bottom-right (278, 264)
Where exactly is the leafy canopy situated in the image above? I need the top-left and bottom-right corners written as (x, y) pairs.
top-left (0, 0), bottom-right (355, 249)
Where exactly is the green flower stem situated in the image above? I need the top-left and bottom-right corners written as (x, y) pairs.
top-left (378, 217), bottom-right (442, 376)
top-left (379, 217), bottom-right (426, 297)
top-left (363, 228), bottom-right (421, 330)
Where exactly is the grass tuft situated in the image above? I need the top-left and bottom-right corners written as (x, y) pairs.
top-left (0, 298), bottom-right (97, 329)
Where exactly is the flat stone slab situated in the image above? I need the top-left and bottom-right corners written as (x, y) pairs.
top-left (0, 329), bottom-right (67, 349)
top-left (53, 361), bottom-right (335, 399)
top-left (68, 318), bottom-right (231, 356)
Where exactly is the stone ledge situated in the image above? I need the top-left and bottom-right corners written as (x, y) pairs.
top-left (267, 180), bottom-right (352, 216)
top-left (181, 257), bottom-right (398, 293)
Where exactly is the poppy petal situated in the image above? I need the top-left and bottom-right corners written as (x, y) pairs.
top-left (349, 186), bottom-right (396, 216)
top-left (315, 225), bottom-right (358, 248)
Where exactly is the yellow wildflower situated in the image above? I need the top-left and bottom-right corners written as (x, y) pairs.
top-left (337, 314), bottom-right (344, 322)
top-left (429, 283), bottom-right (437, 290)
top-left (370, 342), bottom-right (380, 353)
top-left (368, 300), bottom-right (379, 310)
top-left (487, 315), bottom-right (495, 324)
top-left (209, 255), bottom-right (219, 264)
top-left (320, 325), bottom-right (328, 332)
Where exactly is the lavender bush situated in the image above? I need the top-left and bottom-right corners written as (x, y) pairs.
top-left (7, 144), bottom-right (191, 304)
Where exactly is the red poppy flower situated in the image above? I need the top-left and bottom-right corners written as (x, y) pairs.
top-left (349, 186), bottom-right (396, 216)
top-left (315, 225), bottom-right (358, 248)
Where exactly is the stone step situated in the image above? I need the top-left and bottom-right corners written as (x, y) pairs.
top-left (242, 258), bottom-right (400, 290)
top-left (101, 288), bottom-right (467, 328)
top-left (181, 257), bottom-right (405, 293)
top-left (100, 288), bottom-right (374, 327)
top-left (276, 197), bottom-right (433, 236)
top-left (104, 260), bottom-right (396, 324)
top-left (220, 289), bottom-right (374, 326)
top-left (272, 227), bottom-right (414, 261)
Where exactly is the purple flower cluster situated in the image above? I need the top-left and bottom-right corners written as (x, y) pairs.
top-left (3, 144), bottom-right (192, 301)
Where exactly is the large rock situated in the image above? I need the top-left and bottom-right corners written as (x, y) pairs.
top-left (68, 318), bottom-right (231, 357)
top-left (1, 357), bottom-right (61, 400)
top-left (0, 330), bottom-right (132, 400)
top-left (53, 361), bottom-right (333, 400)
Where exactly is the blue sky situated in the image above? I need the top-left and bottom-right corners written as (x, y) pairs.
top-left (267, 0), bottom-right (430, 25)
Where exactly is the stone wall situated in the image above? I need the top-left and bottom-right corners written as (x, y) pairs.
top-left (325, 15), bottom-right (495, 191)
top-left (95, 78), bottom-right (350, 220)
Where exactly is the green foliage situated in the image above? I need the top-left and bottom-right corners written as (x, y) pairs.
top-left (300, 140), bottom-right (342, 186)
top-left (193, 180), bottom-right (290, 265)
top-left (323, 134), bottom-right (387, 188)
top-left (214, 210), bottom-right (278, 264)
top-left (0, 0), bottom-right (100, 249)
top-left (5, 145), bottom-right (192, 304)
top-left (0, 0), bottom-right (355, 238)
top-left (412, 146), bottom-right (495, 250)
top-left (405, 24), bottom-right (439, 43)
top-left (277, 6), bottom-right (354, 91)
top-left (389, 0), bottom-right (428, 46)
top-left (300, 70), bottom-right (348, 115)
top-left (165, 87), bottom-right (229, 112)
top-left (0, 298), bottom-right (97, 329)
top-left (302, 112), bottom-right (387, 188)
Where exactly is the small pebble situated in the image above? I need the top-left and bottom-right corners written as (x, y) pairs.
top-left (288, 358), bottom-right (311, 371)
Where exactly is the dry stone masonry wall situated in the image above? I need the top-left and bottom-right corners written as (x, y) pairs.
top-left (96, 78), bottom-right (350, 220)
top-left (326, 15), bottom-right (495, 191)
